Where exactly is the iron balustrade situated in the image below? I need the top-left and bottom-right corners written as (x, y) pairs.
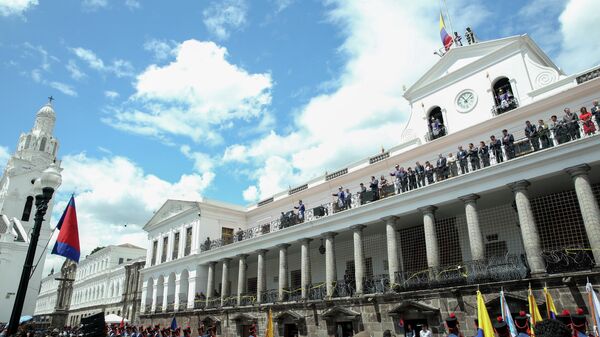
top-left (363, 274), bottom-right (391, 295)
top-left (166, 303), bottom-right (174, 312)
top-left (541, 247), bottom-right (595, 274)
top-left (222, 296), bottom-right (237, 307)
top-left (425, 126), bottom-right (447, 142)
top-left (144, 304), bottom-right (152, 313)
top-left (178, 299), bottom-right (187, 311)
top-left (155, 304), bottom-right (163, 312)
top-left (206, 297), bottom-right (220, 309)
top-left (308, 283), bottom-right (327, 301)
top-left (491, 97), bottom-right (519, 115)
top-left (287, 288), bottom-right (302, 302)
top-left (261, 289), bottom-right (278, 304)
top-left (332, 280), bottom-right (353, 298)
top-left (194, 299), bottom-right (206, 310)
top-left (239, 293), bottom-right (255, 306)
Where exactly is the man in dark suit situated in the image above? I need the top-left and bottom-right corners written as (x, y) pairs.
top-left (502, 129), bottom-right (515, 160)
top-left (489, 135), bottom-right (503, 163)
top-left (436, 153), bottom-right (448, 180)
top-left (468, 143), bottom-right (480, 170)
top-left (524, 120), bottom-right (540, 151)
top-left (478, 141), bottom-right (490, 167)
top-left (457, 146), bottom-right (469, 174)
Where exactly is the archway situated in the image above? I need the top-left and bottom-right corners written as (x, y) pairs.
top-left (427, 106), bottom-right (446, 140)
top-left (167, 272), bottom-right (176, 311)
top-left (145, 277), bottom-right (154, 312)
top-left (156, 275), bottom-right (165, 311)
top-left (179, 270), bottom-right (189, 310)
top-left (492, 77), bottom-right (517, 114)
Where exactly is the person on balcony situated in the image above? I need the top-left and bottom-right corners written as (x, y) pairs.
top-left (436, 153), bottom-right (448, 180)
top-left (549, 115), bottom-right (568, 145)
top-left (563, 108), bottom-right (581, 140)
top-left (489, 135), bottom-right (503, 163)
top-left (497, 88), bottom-right (513, 110)
top-left (502, 129), bottom-right (515, 160)
top-left (538, 119), bottom-right (553, 149)
top-left (447, 152), bottom-right (458, 177)
top-left (591, 100), bottom-right (600, 126)
top-left (424, 161), bottom-right (435, 184)
top-left (359, 183), bottom-right (367, 204)
top-left (468, 143), bottom-right (480, 170)
top-left (580, 107), bottom-right (596, 135)
top-left (370, 176), bottom-right (379, 201)
top-left (380, 175), bottom-right (390, 197)
top-left (431, 117), bottom-right (444, 139)
top-left (478, 141), bottom-right (490, 167)
top-left (415, 161), bottom-right (426, 187)
top-left (345, 189), bottom-right (353, 209)
top-left (390, 165), bottom-right (407, 193)
top-left (294, 200), bottom-right (305, 221)
top-left (407, 167), bottom-right (418, 190)
top-left (524, 120), bottom-right (540, 151)
top-left (203, 237), bottom-right (211, 251)
top-left (236, 227), bottom-right (244, 242)
top-left (457, 146), bottom-right (469, 174)
top-left (332, 187), bottom-right (346, 210)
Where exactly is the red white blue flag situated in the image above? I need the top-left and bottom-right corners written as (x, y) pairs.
top-left (51, 196), bottom-right (80, 262)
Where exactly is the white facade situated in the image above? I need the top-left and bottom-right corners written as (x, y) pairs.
top-left (33, 271), bottom-right (62, 316)
top-left (0, 102), bottom-right (62, 322)
top-left (67, 244), bottom-right (146, 323)
top-left (138, 34), bottom-right (600, 319)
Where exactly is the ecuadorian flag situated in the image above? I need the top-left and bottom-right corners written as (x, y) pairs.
top-left (544, 286), bottom-right (558, 319)
top-left (477, 291), bottom-right (495, 337)
top-left (51, 196), bottom-right (80, 263)
top-left (528, 286), bottom-right (543, 335)
top-left (439, 12), bottom-right (454, 51)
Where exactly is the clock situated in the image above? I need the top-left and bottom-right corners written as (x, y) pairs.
top-left (455, 90), bottom-right (477, 113)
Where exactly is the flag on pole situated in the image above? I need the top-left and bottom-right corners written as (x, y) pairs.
top-left (477, 290), bottom-right (495, 337)
top-left (500, 290), bottom-right (518, 337)
top-left (265, 308), bottom-right (274, 337)
top-left (544, 286), bottom-right (558, 319)
top-left (439, 12), bottom-right (454, 51)
top-left (171, 316), bottom-right (177, 331)
top-left (528, 286), bottom-right (543, 335)
top-left (51, 196), bottom-right (80, 262)
top-left (586, 281), bottom-right (600, 337)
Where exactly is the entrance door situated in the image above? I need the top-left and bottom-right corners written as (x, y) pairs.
top-left (335, 321), bottom-right (354, 337)
top-left (404, 319), bottom-right (429, 337)
top-left (240, 324), bottom-right (251, 337)
top-left (284, 323), bottom-right (299, 337)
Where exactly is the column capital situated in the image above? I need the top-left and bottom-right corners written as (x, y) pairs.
top-left (459, 193), bottom-right (480, 203)
top-left (565, 164), bottom-right (591, 178)
top-left (206, 261), bottom-right (217, 267)
top-left (507, 180), bottom-right (530, 192)
top-left (236, 253), bottom-right (248, 259)
top-left (220, 258), bottom-right (231, 263)
top-left (255, 249), bottom-right (268, 255)
top-left (419, 205), bottom-right (437, 215)
top-left (297, 238), bottom-right (313, 244)
top-left (276, 243), bottom-right (291, 249)
top-left (350, 224), bottom-right (366, 232)
top-left (323, 231), bottom-right (338, 239)
top-left (381, 216), bottom-right (398, 224)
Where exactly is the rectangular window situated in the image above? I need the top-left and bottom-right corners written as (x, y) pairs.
top-left (185, 227), bottom-right (192, 256)
top-left (161, 237), bottom-right (168, 263)
top-left (290, 270), bottom-right (301, 290)
top-left (222, 227), bottom-right (234, 245)
top-left (151, 241), bottom-right (158, 266)
top-left (172, 232), bottom-right (180, 260)
top-left (118, 258), bottom-right (124, 265)
top-left (247, 277), bottom-right (257, 294)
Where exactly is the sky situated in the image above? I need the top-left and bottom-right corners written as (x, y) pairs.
top-left (0, 0), bottom-right (599, 274)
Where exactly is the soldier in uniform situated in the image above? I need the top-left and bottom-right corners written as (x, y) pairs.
top-left (572, 308), bottom-right (588, 337)
top-left (557, 309), bottom-right (573, 337)
top-left (501, 129), bottom-right (515, 160)
top-left (494, 317), bottom-right (511, 337)
top-left (478, 141), bottom-right (490, 167)
top-left (514, 311), bottom-right (530, 337)
top-left (563, 108), bottom-right (581, 141)
top-left (524, 121), bottom-right (540, 151)
top-left (415, 162), bottom-right (426, 187)
top-left (468, 143), bottom-right (480, 170)
top-left (489, 135), bottom-right (503, 163)
top-left (457, 146), bottom-right (469, 174)
top-left (445, 313), bottom-right (461, 337)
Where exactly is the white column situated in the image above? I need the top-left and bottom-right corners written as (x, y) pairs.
top-left (206, 262), bottom-right (216, 306)
top-left (325, 232), bottom-right (337, 297)
top-left (220, 258), bottom-right (230, 306)
top-left (187, 268), bottom-right (198, 309)
top-left (237, 254), bottom-right (248, 305)
top-left (566, 164), bottom-right (600, 266)
top-left (459, 194), bottom-right (485, 261)
top-left (256, 249), bottom-right (267, 304)
top-left (151, 279), bottom-right (158, 312)
top-left (178, 225), bottom-right (185, 258)
top-left (508, 180), bottom-right (545, 275)
top-left (384, 216), bottom-right (399, 284)
top-left (351, 225), bottom-right (366, 295)
top-left (192, 220), bottom-right (201, 254)
top-left (300, 239), bottom-right (312, 299)
top-left (278, 244), bottom-right (290, 301)
top-left (140, 284), bottom-right (147, 313)
top-left (167, 231), bottom-right (175, 262)
top-left (174, 273), bottom-right (181, 311)
top-left (162, 281), bottom-right (168, 312)
top-left (157, 235), bottom-right (164, 264)
top-left (419, 206), bottom-right (439, 269)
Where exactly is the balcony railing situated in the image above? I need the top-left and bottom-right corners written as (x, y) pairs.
top-left (239, 293), bottom-right (256, 306)
top-left (194, 298), bottom-right (206, 309)
top-left (178, 299), bottom-right (187, 311)
top-left (541, 247), bottom-right (595, 274)
top-left (206, 297), bottom-right (220, 309)
top-left (222, 296), bottom-right (237, 307)
top-left (491, 97), bottom-right (519, 115)
top-left (425, 126), bottom-right (447, 142)
top-left (166, 303), bottom-right (175, 312)
top-left (308, 283), bottom-right (327, 301)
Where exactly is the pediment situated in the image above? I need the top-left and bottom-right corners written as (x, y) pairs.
top-left (322, 306), bottom-right (361, 319)
top-left (389, 300), bottom-right (440, 315)
top-left (231, 313), bottom-right (257, 322)
top-left (143, 199), bottom-right (198, 230)
top-left (275, 311), bottom-right (304, 322)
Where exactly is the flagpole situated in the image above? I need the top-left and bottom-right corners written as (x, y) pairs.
top-left (545, 284), bottom-right (550, 319)
top-left (442, 0), bottom-right (455, 38)
top-left (588, 282), bottom-right (599, 337)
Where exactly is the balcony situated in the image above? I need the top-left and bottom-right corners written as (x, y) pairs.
top-left (491, 97), bottom-right (519, 115)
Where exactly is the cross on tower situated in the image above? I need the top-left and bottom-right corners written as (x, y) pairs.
top-left (48, 96), bottom-right (54, 104)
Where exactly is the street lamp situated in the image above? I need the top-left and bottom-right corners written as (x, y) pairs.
top-left (7, 163), bottom-right (61, 336)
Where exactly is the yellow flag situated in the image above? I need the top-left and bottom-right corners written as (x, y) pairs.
top-left (265, 308), bottom-right (274, 337)
top-left (544, 286), bottom-right (558, 319)
top-left (529, 287), bottom-right (543, 335)
top-left (477, 290), bottom-right (495, 337)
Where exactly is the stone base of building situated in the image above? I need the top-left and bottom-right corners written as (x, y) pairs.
top-left (140, 271), bottom-right (600, 337)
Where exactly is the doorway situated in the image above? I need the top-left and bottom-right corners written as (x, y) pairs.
top-left (284, 323), bottom-right (299, 337)
top-left (403, 319), bottom-right (428, 337)
top-left (335, 321), bottom-right (354, 337)
top-left (240, 325), bottom-right (252, 337)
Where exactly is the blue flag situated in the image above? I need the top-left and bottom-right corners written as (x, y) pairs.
top-left (170, 317), bottom-right (177, 331)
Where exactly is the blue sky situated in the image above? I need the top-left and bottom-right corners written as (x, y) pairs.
top-left (0, 0), bottom-right (598, 272)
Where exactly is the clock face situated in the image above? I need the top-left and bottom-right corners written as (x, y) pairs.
top-left (456, 90), bottom-right (477, 112)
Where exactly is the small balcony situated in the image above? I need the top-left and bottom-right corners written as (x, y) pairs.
top-left (491, 97), bottom-right (519, 115)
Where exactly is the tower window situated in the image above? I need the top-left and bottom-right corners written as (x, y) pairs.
top-left (426, 106), bottom-right (446, 141)
top-left (39, 137), bottom-right (47, 151)
top-left (25, 135), bottom-right (32, 149)
top-left (21, 196), bottom-right (34, 222)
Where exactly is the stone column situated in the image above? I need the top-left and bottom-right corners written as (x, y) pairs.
top-left (140, 285), bottom-right (147, 313)
top-left (187, 268), bottom-right (197, 309)
top-left (174, 273), bottom-right (181, 311)
top-left (508, 180), bottom-right (545, 275)
top-left (419, 206), bottom-right (439, 269)
top-left (220, 258), bottom-right (231, 306)
top-left (256, 249), bottom-right (267, 304)
top-left (384, 216), bottom-right (399, 283)
top-left (237, 254), bottom-right (248, 305)
top-left (566, 164), bottom-right (600, 266)
top-left (325, 232), bottom-right (338, 297)
top-left (459, 194), bottom-right (485, 261)
top-left (205, 262), bottom-right (216, 306)
top-left (162, 281), bottom-right (168, 312)
top-left (351, 225), bottom-right (366, 295)
top-left (278, 244), bottom-right (291, 301)
top-left (299, 239), bottom-right (312, 299)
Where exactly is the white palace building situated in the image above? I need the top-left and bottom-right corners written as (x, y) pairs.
top-left (137, 35), bottom-right (600, 337)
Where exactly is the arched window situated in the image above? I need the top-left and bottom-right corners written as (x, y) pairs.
top-left (426, 106), bottom-right (446, 141)
top-left (21, 196), bottom-right (34, 222)
top-left (52, 142), bottom-right (58, 156)
top-left (39, 137), bottom-right (47, 151)
top-left (492, 77), bottom-right (518, 114)
top-left (25, 135), bottom-right (32, 149)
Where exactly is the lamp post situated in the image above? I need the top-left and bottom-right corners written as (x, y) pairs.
top-left (8, 164), bottom-right (61, 336)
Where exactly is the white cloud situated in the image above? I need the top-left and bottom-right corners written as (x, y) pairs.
top-left (42, 152), bottom-right (214, 274)
top-left (0, 146), bottom-right (9, 172)
top-left (104, 90), bottom-right (119, 99)
top-left (230, 0), bottom-right (440, 200)
top-left (82, 0), bottom-right (108, 11)
top-left (271, 0), bottom-right (294, 13)
top-left (66, 60), bottom-right (86, 80)
top-left (0, 0), bottom-right (38, 16)
top-left (125, 0), bottom-right (140, 9)
top-left (71, 47), bottom-right (134, 78)
top-left (180, 145), bottom-right (214, 174)
top-left (556, 0), bottom-right (600, 73)
top-left (143, 39), bottom-right (176, 61)
top-left (203, 0), bottom-right (248, 40)
top-left (242, 185), bottom-right (258, 202)
top-left (105, 39), bottom-right (272, 143)
top-left (49, 81), bottom-right (77, 97)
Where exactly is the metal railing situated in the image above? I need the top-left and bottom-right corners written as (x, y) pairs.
top-left (425, 126), bottom-right (447, 142)
top-left (206, 297), bottom-right (220, 309)
top-left (307, 283), bottom-right (327, 301)
top-left (491, 97), bottom-right (519, 115)
top-left (222, 296), bottom-right (237, 307)
top-left (178, 299), bottom-right (187, 311)
top-left (239, 293), bottom-right (256, 306)
top-left (541, 247), bottom-right (595, 274)
top-left (194, 299), bottom-right (206, 309)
